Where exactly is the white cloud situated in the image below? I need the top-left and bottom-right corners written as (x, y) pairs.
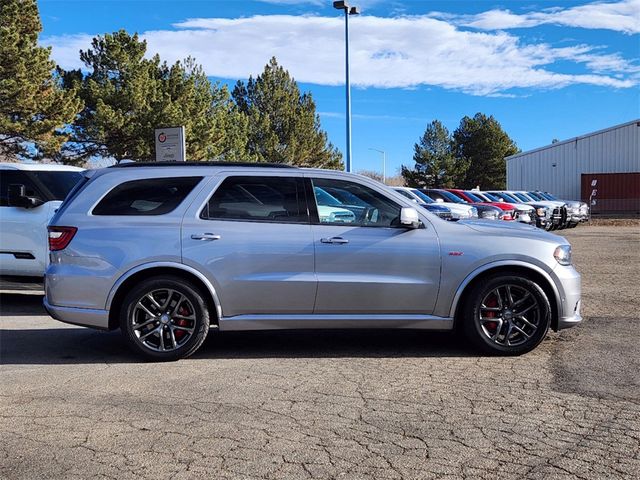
top-left (43, 14), bottom-right (638, 95)
top-left (431, 0), bottom-right (640, 34)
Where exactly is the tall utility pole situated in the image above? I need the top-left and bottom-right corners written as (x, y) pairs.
top-left (333, 1), bottom-right (359, 173)
top-left (368, 148), bottom-right (386, 184)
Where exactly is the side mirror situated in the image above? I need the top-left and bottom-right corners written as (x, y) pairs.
top-left (7, 184), bottom-right (44, 209)
top-left (400, 207), bottom-right (421, 229)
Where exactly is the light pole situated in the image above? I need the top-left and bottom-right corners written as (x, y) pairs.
top-left (333, 1), bottom-right (359, 173)
top-left (368, 148), bottom-right (386, 184)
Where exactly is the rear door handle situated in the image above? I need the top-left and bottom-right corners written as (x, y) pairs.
top-left (191, 233), bottom-right (221, 241)
top-left (320, 237), bottom-right (349, 245)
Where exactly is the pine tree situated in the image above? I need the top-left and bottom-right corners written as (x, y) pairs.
top-left (453, 113), bottom-right (519, 189)
top-left (232, 57), bottom-right (342, 168)
top-left (62, 30), bottom-right (249, 162)
top-left (0, 0), bottom-right (82, 159)
top-left (401, 120), bottom-right (463, 188)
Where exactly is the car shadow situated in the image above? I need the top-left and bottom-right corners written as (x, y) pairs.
top-left (1, 293), bottom-right (473, 364)
top-left (0, 292), bottom-right (47, 316)
top-left (0, 328), bottom-right (473, 365)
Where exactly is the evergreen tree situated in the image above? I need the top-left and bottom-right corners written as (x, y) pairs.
top-left (232, 57), bottom-right (342, 168)
top-left (62, 30), bottom-right (249, 162)
top-left (0, 0), bottom-right (82, 159)
top-left (453, 113), bottom-right (518, 189)
top-left (401, 120), bottom-right (463, 188)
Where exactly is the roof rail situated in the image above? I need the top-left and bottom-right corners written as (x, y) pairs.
top-left (110, 161), bottom-right (296, 169)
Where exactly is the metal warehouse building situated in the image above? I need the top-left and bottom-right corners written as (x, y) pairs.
top-left (506, 120), bottom-right (640, 215)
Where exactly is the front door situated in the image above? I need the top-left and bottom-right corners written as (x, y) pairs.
top-left (308, 176), bottom-right (441, 315)
top-left (181, 173), bottom-right (316, 318)
top-left (0, 170), bottom-right (53, 276)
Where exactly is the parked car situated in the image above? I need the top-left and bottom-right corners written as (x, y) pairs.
top-left (438, 189), bottom-right (509, 221)
top-left (491, 191), bottom-right (567, 230)
top-left (0, 163), bottom-right (84, 283)
top-left (409, 188), bottom-right (480, 220)
top-left (446, 189), bottom-right (516, 221)
top-left (470, 191), bottom-right (535, 225)
top-left (530, 191), bottom-right (588, 227)
top-left (391, 187), bottom-right (453, 220)
top-left (44, 162), bottom-right (582, 361)
top-left (394, 187), bottom-right (476, 219)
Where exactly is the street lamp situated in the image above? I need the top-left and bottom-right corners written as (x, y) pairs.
top-left (368, 148), bottom-right (386, 184)
top-left (333, 1), bottom-right (359, 173)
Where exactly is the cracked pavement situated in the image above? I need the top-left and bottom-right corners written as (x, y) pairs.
top-left (1, 225), bottom-right (639, 479)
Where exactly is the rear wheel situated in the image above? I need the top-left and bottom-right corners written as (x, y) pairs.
top-left (120, 276), bottom-right (210, 361)
top-left (463, 274), bottom-right (551, 355)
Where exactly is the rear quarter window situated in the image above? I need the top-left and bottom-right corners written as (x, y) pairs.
top-left (93, 177), bottom-right (202, 216)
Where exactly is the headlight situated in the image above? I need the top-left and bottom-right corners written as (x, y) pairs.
top-left (480, 209), bottom-right (499, 219)
top-left (554, 245), bottom-right (572, 266)
top-left (535, 207), bottom-right (547, 217)
top-left (470, 207), bottom-right (478, 218)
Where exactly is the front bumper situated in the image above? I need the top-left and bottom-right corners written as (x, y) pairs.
top-left (552, 264), bottom-right (582, 331)
top-left (44, 297), bottom-right (110, 330)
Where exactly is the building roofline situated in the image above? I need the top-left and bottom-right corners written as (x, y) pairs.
top-left (506, 119), bottom-right (640, 161)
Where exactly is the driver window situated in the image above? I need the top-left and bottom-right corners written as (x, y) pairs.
top-left (311, 178), bottom-right (401, 227)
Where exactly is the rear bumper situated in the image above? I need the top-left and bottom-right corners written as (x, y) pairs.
top-left (43, 297), bottom-right (110, 330)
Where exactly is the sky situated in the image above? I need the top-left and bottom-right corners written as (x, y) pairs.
top-left (39, 0), bottom-right (640, 174)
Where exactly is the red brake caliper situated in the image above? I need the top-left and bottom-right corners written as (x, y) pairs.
top-left (484, 295), bottom-right (499, 332)
top-left (173, 306), bottom-right (190, 340)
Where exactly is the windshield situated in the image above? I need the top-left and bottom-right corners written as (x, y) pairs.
top-left (313, 187), bottom-right (341, 206)
top-left (31, 171), bottom-right (83, 200)
top-left (410, 189), bottom-right (435, 203)
top-left (490, 192), bottom-right (516, 202)
top-left (463, 191), bottom-right (483, 202)
top-left (513, 192), bottom-right (532, 202)
top-left (527, 191), bottom-right (545, 201)
top-left (428, 189), bottom-right (464, 203)
top-left (540, 192), bottom-right (557, 200)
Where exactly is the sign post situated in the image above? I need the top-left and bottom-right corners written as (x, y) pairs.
top-left (155, 126), bottom-right (186, 162)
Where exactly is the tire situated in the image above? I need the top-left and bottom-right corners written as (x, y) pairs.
top-left (463, 273), bottom-right (551, 355)
top-left (568, 222), bottom-right (578, 228)
top-left (120, 276), bottom-right (210, 361)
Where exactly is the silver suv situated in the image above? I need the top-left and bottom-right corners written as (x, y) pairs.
top-left (44, 163), bottom-right (582, 360)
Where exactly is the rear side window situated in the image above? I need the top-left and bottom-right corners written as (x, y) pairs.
top-left (201, 176), bottom-right (308, 223)
top-left (0, 171), bottom-right (43, 206)
top-left (93, 177), bottom-right (202, 216)
top-left (30, 171), bottom-right (83, 200)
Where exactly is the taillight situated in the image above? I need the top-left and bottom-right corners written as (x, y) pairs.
top-left (48, 226), bottom-right (77, 251)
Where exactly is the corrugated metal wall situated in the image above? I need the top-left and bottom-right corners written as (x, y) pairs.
top-left (507, 120), bottom-right (640, 201)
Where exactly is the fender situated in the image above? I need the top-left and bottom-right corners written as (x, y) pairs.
top-left (105, 261), bottom-right (223, 319)
top-left (448, 260), bottom-right (562, 319)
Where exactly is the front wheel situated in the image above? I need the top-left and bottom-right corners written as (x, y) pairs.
top-left (120, 276), bottom-right (210, 361)
top-left (463, 274), bottom-right (551, 355)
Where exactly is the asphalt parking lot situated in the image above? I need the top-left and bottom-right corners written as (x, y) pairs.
top-left (1, 225), bottom-right (639, 479)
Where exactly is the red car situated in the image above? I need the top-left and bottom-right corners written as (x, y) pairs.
top-left (446, 189), bottom-right (515, 221)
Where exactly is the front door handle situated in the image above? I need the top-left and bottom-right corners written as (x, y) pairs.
top-left (191, 233), bottom-right (221, 241)
top-left (320, 237), bottom-right (349, 245)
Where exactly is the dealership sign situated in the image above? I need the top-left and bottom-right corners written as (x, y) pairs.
top-left (155, 126), bottom-right (186, 162)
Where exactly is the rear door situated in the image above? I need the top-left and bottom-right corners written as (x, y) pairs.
top-left (181, 172), bottom-right (317, 318)
top-left (308, 175), bottom-right (441, 315)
